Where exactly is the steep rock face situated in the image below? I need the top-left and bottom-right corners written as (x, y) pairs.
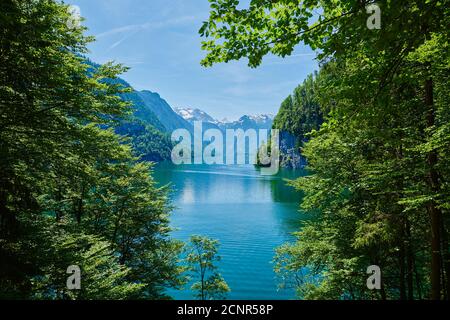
top-left (271, 73), bottom-right (324, 169)
top-left (138, 91), bottom-right (193, 133)
top-left (278, 131), bottom-right (307, 169)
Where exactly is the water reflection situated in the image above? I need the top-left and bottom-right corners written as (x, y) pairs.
top-left (153, 162), bottom-right (306, 300)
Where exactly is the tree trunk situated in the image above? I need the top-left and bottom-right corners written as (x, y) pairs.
top-left (380, 278), bottom-right (387, 301)
top-left (414, 258), bottom-right (423, 300)
top-left (399, 236), bottom-right (406, 300)
top-left (441, 221), bottom-right (450, 300)
top-left (424, 77), bottom-right (443, 300)
top-left (0, 188), bottom-right (8, 236)
top-left (405, 219), bottom-right (414, 300)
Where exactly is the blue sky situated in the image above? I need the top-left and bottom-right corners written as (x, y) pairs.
top-left (66, 0), bottom-right (318, 120)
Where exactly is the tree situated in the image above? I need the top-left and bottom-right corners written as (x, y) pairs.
top-left (185, 236), bottom-right (230, 300)
top-left (199, 0), bottom-right (450, 299)
top-left (199, 1), bottom-right (446, 68)
top-left (115, 120), bottom-right (173, 162)
top-left (81, 160), bottom-right (185, 298)
top-left (29, 224), bottom-right (144, 300)
top-left (0, 0), bottom-right (183, 299)
top-left (274, 37), bottom-right (449, 300)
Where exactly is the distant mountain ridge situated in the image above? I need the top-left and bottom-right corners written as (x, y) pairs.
top-left (89, 59), bottom-right (275, 162)
top-left (220, 114), bottom-right (274, 131)
top-left (175, 107), bottom-right (219, 125)
top-left (175, 107), bottom-right (274, 131)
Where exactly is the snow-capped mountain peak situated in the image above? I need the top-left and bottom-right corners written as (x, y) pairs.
top-left (174, 107), bottom-right (218, 124)
top-left (249, 114), bottom-right (275, 122)
top-left (175, 107), bottom-right (274, 130)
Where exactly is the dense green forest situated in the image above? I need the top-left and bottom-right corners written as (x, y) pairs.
top-left (0, 0), bottom-right (182, 299)
top-left (273, 73), bottom-right (323, 142)
top-left (200, 0), bottom-right (450, 300)
top-left (86, 61), bottom-right (173, 162)
top-left (2, 0), bottom-right (449, 301)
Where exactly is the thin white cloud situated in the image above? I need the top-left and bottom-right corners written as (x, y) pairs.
top-left (95, 16), bottom-right (197, 51)
top-left (96, 15), bottom-right (196, 39)
top-left (107, 32), bottom-right (137, 50)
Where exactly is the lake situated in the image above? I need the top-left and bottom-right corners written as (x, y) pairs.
top-left (154, 163), bottom-right (307, 300)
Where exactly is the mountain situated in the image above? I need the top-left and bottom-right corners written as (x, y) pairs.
top-left (85, 59), bottom-right (166, 132)
top-left (175, 107), bottom-right (218, 124)
top-left (114, 80), bottom-right (173, 162)
top-left (272, 74), bottom-right (323, 169)
top-left (120, 88), bottom-right (166, 132)
top-left (175, 107), bottom-right (274, 131)
top-left (92, 70), bottom-right (173, 162)
top-left (138, 91), bottom-right (192, 132)
top-left (175, 107), bottom-right (221, 131)
top-left (219, 114), bottom-right (274, 131)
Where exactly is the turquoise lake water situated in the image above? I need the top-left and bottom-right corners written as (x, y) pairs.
top-left (154, 163), bottom-right (307, 300)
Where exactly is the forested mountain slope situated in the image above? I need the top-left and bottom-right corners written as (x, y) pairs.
top-left (272, 73), bottom-right (323, 168)
top-left (138, 91), bottom-right (192, 132)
